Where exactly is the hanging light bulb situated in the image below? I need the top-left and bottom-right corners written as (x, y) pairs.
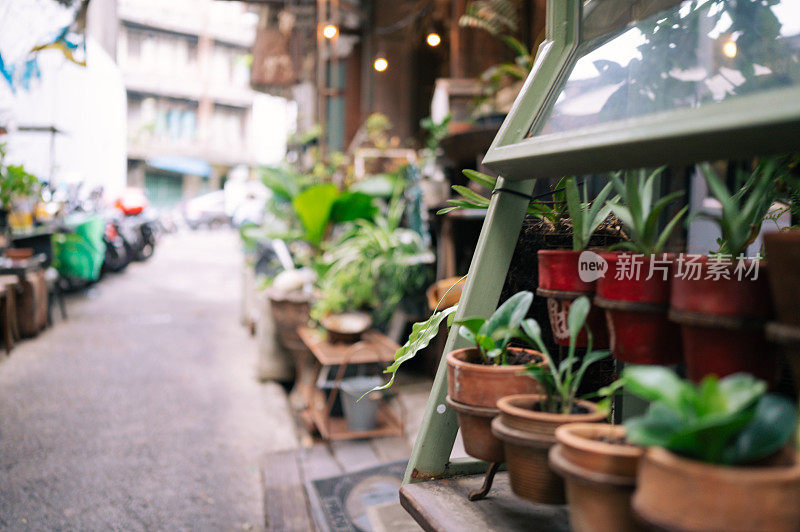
top-left (722, 39), bottom-right (737, 58)
top-left (373, 57), bottom-right (389, 72)
top-left (426, 32), bottom-right (442, 47)
top-left (322, 24), bottom-right (338, 39)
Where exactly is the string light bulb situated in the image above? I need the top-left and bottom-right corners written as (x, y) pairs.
top-left (373, 57), bottom-right (389, 72)
top-left (322, 24), bottom-right (338, 39)
top-left (426, 32), bottom-right (442, 47)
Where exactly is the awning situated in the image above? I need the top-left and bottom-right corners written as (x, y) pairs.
top-left (146, 155), bottom-right (212, 178)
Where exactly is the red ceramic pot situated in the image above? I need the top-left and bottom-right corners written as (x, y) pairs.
top-left (670, 257), bottom-right (775, 382)
top-left (596, 253), bottom-right (682, 365)
top-left (538, 249), bottom-right (608, 348)
top-left (538, 250), bottom-right (595, 292)
top-left (543, 295), bottom-right (610, 348)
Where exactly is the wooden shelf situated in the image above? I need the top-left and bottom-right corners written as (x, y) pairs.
top-left (297, 327), bottom-right (399, 366)
top-left (296, 327), bottom-right (404, 441)
top-left (400, 472), bottom-right (569, 532)
top-left (305, 387), bottom-right (403, 441)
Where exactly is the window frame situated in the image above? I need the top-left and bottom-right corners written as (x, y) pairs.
top-left (482, 0), bottom-right (800, 181)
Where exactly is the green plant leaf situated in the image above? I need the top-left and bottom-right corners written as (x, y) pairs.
top-left (722, 394), bottom-right (798, 465)
top-left (292, 184), bottom-right (340, 246)
top-left (653, 205), bottom-right (688, 255)
top-left (572, 350), bottom-right (611, 395)
top-left (623, 367), bottom-right (793, 465)
top-left (566, 296), bottom-right (590, 344)
top-left (622, 365), bottom-right (687, 413)
top-left (451, 185), bottom-right (491, 206)
top-left (455, 317), bottom-right (485, 337)
top-left (486, 348), bottom-right (503, 360)
top-left (500, 35), bottom-right (528, 58)
top-left (716, 373), bottom-right (767, 414)
top-left (625, 403), bottom-right (683, 447)
top-left (481, 291), bottom-right (533, 337)
top-left (520, 318), bottom-right (547, 353)
top-left (331, 191), bottom-right (377, 223)
top-left (462, 169), bottom-right (497, 190)
top-left (370, 306), bottom-right (459, 393)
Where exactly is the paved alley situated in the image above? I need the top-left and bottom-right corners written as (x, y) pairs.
top-left (0, 230), bottom-right (296, 530)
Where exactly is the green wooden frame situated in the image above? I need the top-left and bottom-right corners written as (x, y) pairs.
top-left (483, 0), bottom-right (800, 181)
top-left (403, 0), bottom-right (800, 485)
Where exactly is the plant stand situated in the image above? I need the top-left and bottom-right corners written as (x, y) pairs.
top-left (297, 326), bottom-right (404, 440)
top-left (400, 472), bottom-right (569, 531)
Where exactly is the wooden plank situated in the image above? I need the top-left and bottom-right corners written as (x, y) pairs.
top-left (330, 439), bottom-right (381, 473)
top-left (261, 450), bottom-right (314, 531)
top-left (370, 435), bottom-right (411, 462)
top-left (298, 443), bottom-right (342, 481)
top-left (399, 472), bottom-right (569, 532)
top-left (366, 501), bottom-right (423, 532)
top-left (298, 444), bottom-right (342, 532)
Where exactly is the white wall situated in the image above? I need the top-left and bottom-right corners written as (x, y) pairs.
top-left (251, 93), bottom-right (295, 166)
top-left (4, 38), bottom-right (127, 198)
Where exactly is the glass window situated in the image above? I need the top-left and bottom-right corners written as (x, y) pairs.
top-left (530, 0), bottom-right (800, 137)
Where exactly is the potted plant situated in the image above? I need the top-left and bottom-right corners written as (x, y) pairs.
top-left (442, 171), bottom-right (624, 355)
top-left (537, 177), bottom-right (614, 347)
top-left (549, 422), bottom-right (643, 532)
top-left (445, 291), bottom-right (546, 463)
top-left (257, 164), bottom-right (378, 353)
top-left (621, 365), bottom-right (800, 531)
top-left (596, 167), bottom-right (687, 365)
top-left (491, 296), bottom-right (610, 504)
top-left (311, 199), bottom-right (433, 336)
top-left (0, 143), bottom-right (40, 232)
top-left (670, 160), bottom-right (778, 382)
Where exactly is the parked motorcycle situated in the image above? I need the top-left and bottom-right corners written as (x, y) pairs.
top-left (114, 188), bottom-right (160, 262)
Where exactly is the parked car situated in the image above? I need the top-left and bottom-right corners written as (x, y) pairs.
top-left (182, 191), bottom-right (231, 229)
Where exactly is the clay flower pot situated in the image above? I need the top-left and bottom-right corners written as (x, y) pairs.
top-left (491, 394), bottom-right (606, 504)
top-left (537, 250), bottom-right (609, 348)
top-left (633, 447), bottom-right (800, 531)
top-left (596, 253), bottom-right (682, 365)
top-left (669, 257), bottom-right (775, 382)
top-left (549, 423), bottom-right (643, 532)
top-left (764, 230), bottom-right (800, 390)
top-left (445, 347), bottom-right (543, 463)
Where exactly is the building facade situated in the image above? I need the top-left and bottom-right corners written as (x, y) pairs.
top-left (118, 0), bottom-right (272, 208)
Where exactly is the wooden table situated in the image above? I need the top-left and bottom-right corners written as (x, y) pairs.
top-left (297, 326), bottom-right (404, 441)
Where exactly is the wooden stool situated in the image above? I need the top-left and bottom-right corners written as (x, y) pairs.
top-left (17, 269), bottom-right (47, 338)
top-left (0, 275), bottom-right (20, 354)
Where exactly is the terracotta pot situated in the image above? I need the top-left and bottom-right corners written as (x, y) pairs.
top-left (446, 347), bottom-right (543, 462)
top-left (596, 253), bottom-right (682, 365)
top-left (633, 447), bottom-right (800, 531)
top-left (670, 257), bottom-right (775, 382)
top-left (550, 423), bottom-right (643, 532)
top-left (426, 276), bottom-right (465, 312)
top-left (491, 394), bottom-right (605, 504)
